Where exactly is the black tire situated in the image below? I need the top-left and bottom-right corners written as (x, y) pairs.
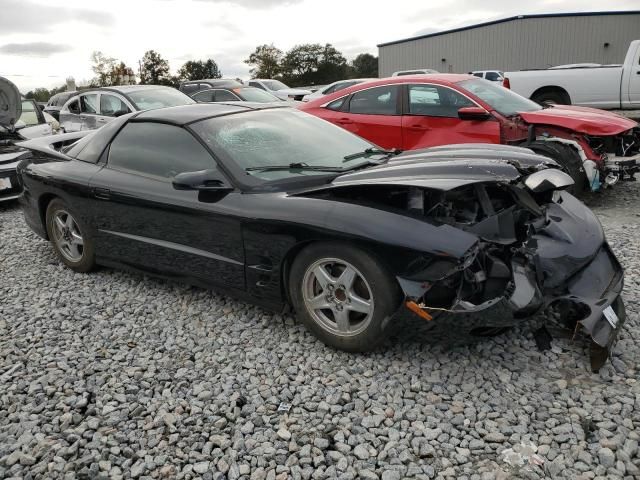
top-left (531, 89), bottom-right (570, 105)
top-left (289, 242), bottom-right (402, 352)
top-left (527, 141), bottom-right (588, 196)
top-left (45, 198), bottom-right (95, 272)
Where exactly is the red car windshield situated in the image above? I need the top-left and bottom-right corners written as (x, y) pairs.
top-left (458, 78), bottom-right (542, 116)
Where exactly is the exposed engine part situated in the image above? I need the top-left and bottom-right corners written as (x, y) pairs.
top-left (586, 128), bottom-right (640, 181)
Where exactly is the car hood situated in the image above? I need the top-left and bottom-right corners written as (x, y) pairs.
top-left (278, 88), bottom-right (312, 96)
top-left (517, 105), bottom-right (637, 136)
top-left (0, 76), bottom-right (22, 129)
top-left (327, 147), bottom-right (555, 191)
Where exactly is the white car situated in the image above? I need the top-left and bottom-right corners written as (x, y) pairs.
top-left (246, 79), bottom-right (311, 101)
top-left (391, 68), bottom-right (439, 76)
top-left (302, 78), bottom-right (377, 102)
top-left (59, 85), bottom-right (194, 132)
top-left (469, 70), bottom-right (504, 82)
top-left (503, 40), bottom-right (640, 108)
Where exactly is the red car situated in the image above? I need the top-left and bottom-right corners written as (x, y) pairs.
top-left (300, 74), bottom-right (639, 192)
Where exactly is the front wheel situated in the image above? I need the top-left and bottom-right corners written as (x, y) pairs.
top-left (289, 243), bottom-right (402, 352)
top-left (46, 198), bottom-right (95, 272)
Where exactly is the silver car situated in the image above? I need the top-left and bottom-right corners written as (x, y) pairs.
top-left (59, 85), bottom-right (194, 132)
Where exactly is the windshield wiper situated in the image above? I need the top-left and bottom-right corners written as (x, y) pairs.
top-left (246, 162), bottom-right (345, 173)
top-left (343, 147), bottom-right (402, 162)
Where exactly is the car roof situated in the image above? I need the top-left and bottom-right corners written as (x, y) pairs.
top-left (52, 90), bottom-right (77, 98)
top-left (70, 85), bottom-right (175, 96)
top-left (96, 85), bottom-right (176, 94)
top-left (182, 78), bottom-right (237, 84)
top-left (300, 74), bottom-right (478, 108)
top-left (133, 102), bottom-right (289, 125)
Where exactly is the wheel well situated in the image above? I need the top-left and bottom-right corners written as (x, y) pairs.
top-left (280, 240), bottom-right (315, 306)
top-left (38, 193), bottom-right (58, 239)
top-left (530, 86), bottom-right (571, 104)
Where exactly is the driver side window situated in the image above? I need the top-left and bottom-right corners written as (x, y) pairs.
top-left (108, 122), bottom-right (215, 179)
top-left (100, 94), bottom-right (130, 117)
top-left (408, 84), bottom-right (474, 117)
top-left (67, 98), bottom-right (81, 114)
top-left (80, 94), bottom-right (98, 114)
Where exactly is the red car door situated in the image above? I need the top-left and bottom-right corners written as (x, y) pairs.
top-left (401, 84), bottom-right (501, 150)
top-left (319, 85), bottom-right (403, 150)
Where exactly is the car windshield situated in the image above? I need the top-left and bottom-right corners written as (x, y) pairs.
top-left (191, 109), bottom-right (374, 184)
top-left (262, 80), bottom-right (289, 91)
top-left (127, 88), bottom-right (194, 110)
top-left (457, 78), bottom-right (542, 116)
top-left (236, 87), bottom-right (280, 102)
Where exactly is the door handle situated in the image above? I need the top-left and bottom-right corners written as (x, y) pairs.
top-left (408, 124), bottom-right (430, 131)
top-left (336, 118), bottom-right (353, 125)
top-left (97, 117), bottom-right (107, 122)
top-left (92, 187), bottom-right (111, 200)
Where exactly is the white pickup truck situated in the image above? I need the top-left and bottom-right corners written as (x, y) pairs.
top-left (503, 40), bottom-right (640, 111)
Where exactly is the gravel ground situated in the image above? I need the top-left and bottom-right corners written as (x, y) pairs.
top-left (0, 183), bottom-right (638, 480)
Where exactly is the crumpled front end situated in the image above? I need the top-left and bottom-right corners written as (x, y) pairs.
top-left (586, 126), bottom-right (640, 184)
top-left (396, 171), bottom-right (625, 369)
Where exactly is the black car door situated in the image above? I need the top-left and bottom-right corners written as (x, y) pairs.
top-left (88, 120), bottom-right (245, 290)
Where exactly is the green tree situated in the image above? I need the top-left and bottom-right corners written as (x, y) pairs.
top-left (108, 62), bottom-right (136, 86)
top-left (139, 50), bottom-right (170, 85)
top-left (280, 43), bottom-right (346, 86)
top-left (244, 44), bottom-right (282, 79)
top-left (90, 51), bottom-right (117, 86)
top-left (351, 53), bottom-right (378, 78)
top-left (177, 59), bottom-right (222, 81)
top-left (50, 84), bottom-right (68, 96)
top-left (24, 88), bottom-right (52, 102)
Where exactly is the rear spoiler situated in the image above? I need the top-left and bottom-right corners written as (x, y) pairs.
top-left (16, 130), bottom-right (91, 161)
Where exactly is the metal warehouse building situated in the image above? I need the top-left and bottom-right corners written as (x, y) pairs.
top-left (378, 11), bottom-right (640, 77)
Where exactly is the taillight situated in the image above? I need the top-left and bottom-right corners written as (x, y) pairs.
top-left (503, 77), bottom-right (511, 89)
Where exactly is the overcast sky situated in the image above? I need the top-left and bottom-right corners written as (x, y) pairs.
top-left (1, 0), bottom-right (638, 92)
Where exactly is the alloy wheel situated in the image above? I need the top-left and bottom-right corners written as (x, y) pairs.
top-left (302, 258), bottom-right (374, 337)
top-left (52, 210), bottom-right (84, 262)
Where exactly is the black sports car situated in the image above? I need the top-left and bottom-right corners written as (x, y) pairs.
top-left (16, 103), bottom-right (625, 369)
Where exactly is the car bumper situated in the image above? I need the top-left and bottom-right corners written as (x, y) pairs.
top-left (604, 152), bottom-right (639, 181)
top-left (0, 161), bottom-right (22, 202)
top-left (558, 243), bottom-right (624, 349)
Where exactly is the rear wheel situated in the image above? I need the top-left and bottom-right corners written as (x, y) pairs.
top-left (46, 198), bottom-right (95, 272)
top-left (531, 89), bottom-right (570, 105)
top-left (527, 141), bottom-right (588, 196)
top-left (289, 243), bottom-right (402, 352)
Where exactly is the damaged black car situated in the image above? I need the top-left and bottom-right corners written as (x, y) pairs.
top-left (16, 104), bottom-right (625, 369)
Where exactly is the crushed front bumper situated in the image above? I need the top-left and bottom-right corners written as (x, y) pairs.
top-left (555, 243), bottom-right (624, 349)
top-left (397, 242), bottom-right (625, 369)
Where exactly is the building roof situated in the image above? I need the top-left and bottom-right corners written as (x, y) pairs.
top-left (377, 10), bottom-right (640, 47)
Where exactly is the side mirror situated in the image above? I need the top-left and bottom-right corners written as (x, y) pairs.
top-left (114, 109), bottom-right (129, 117)
top-left (172, 169), bottom-right (233, 192)
top-left (458, 106), bottom-right (491, 121)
